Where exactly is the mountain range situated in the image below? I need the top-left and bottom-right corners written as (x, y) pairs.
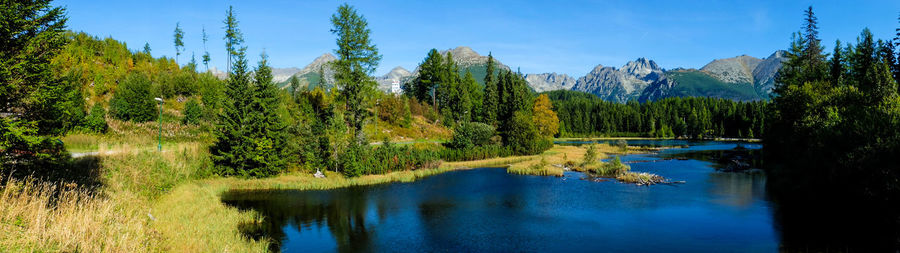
top-left (274, 47), bottom-right (787, 102)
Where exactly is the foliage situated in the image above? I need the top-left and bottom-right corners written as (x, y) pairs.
top-left (547, 90), bottom-right (767, 138)
top-left (339, 143), bottom-right (440, 177)
top-left (173, 22), bottom-right (184, 63)
top-left (447, 121), bottom-right (495, 149)
top-left (110, 73), bottom-right (157, 122)
top-left (532, 94), bottom-right (560, 137)
top-left (615, 139), bottom-right (628, 152)
top-left (82, 104), bottom-right (109, 133)
top-left (582, 144), bottom-right (598, 166)
top-left (767, 7), bottom-right (900, 203)
top-left (482, 53), bottom-right (499, 126)
top-left (331, 4), bottom-right (381, 144)
top-left (439, 144), bottom-right (513, 162)
top-left (376, 95), bottom-right (411, 127)
top-left (182, 99), bottom-right (202, 125)
top-left (504, 111), bottom-right (550, 155)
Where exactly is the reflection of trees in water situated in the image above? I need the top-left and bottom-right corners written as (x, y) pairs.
top-left (706, 172), bottom-right (767, 207)
top-left (222, 187), bottom-right (376, 252)
top-left (766, 164), bottom-right (900, 251)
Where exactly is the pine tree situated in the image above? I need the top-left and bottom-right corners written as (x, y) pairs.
top-left (173, 22), bottom-right (184, 64)
top-left (408, 49), bottom-right (443, 103)
top-left (482, 53), bottom-right (499, 126)
top-left (143, 42), bottom-right (151, 55)
top-left (244, 53), bottom-right (287, 177)
top-left (289, 75), bottom-right (301, 98)
top-left (202, 26), bottom-right (211, 71)
top-left (830, 40), bottom-right (845, 86)
top-left (223, 6), bottom-right (244, 75)
top-left (1, 0), bottom-right (72, 171)
top-left (330, 4), bottom-right (381, 144)
top-left (211, 48), bottom-right (254, 176)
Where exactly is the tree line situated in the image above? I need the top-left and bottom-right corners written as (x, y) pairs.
top-left (766, 7), bottom-right (900, 202)
top-left (546, 90), bottom-right (768, 139)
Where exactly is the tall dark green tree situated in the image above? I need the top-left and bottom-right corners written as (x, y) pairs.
top-left (173, 22), bottom-right (184, 64)
top-left (482, 53), bottom-right (499, 126)
top-left (1, 0), bottom-right (73, 171)
top-left (211, 8), bottom-right (254, 176)
top-left (289, 75), bottom-right (301, 98)
top-left (830, 40), bottom-right (845, 86)
top-left (243, 53), bottom-right (288, 177)
top-left (330, 4), bottom-right (381, 144)
top-left (223, 6), bottom-right (244, 75)
top-left (406, 49), bottom-right (443, 104)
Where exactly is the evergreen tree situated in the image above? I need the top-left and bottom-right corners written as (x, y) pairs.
top-left (316, 65), bottom-right (327, 89)
top-left (407, 49), bottom-right (443, 103)
top-left (330, 4), bottom-right (381, 144)
top-left (223, 6), bottom-right (244, 75)
top-left (830, 40), bottom-right (845, 86)
top-left (202, 26), bottom-right (211, 71)
top-left (211, 50), bottom-right (254, 176)
top-left (244, 53), bottom-right (287, 177)
top-left (482, 53), bottom-right (499, 126)
top-left (289, 75), bottom-right (301, 98)
top-left (143, 42), bottom-right (151, 55)
top-left (1, 0), bottom-right (72, 171)
top-left (173, 22), bottom-right (184, 64)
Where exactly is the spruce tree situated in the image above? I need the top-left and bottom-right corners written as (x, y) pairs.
top-left (482, 53), bottom-right (499, 126)
top-left (223, 6), bottom-right (244, 75)
top-left (331, 3), bottom-right (381, 144)
top-left (211, 47), bottom-right (253, 176)
top-left (830, 40), bottom-right (844, 86)
top-left (173, 22), bottom-right (184, 64)
top-left (408, 49), bottom-right (443, 103)
top-left (202, 26), bottom-right (211, 71)
top-left (244, 53), bottom-right (287, 177)
top-left (289, 75), bottom-right (301, 98)
top-left (1, 0), bottom-right (76, 172)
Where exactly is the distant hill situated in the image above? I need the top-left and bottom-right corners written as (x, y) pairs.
top-left (526, 51), bottom-right (787, 102)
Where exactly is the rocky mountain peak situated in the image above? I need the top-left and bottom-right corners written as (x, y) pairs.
top-left (622, 58), bottom-right (663, 80)
top-left (524, 73), bottom-right (576, 92)
top-left (700, 55), bottom-right (763, 84)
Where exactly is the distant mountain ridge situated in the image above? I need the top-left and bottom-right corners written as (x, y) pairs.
top-left (274, 46), bottom-right (787, 101)
top-left (527, 51), bottom-right (787, 102)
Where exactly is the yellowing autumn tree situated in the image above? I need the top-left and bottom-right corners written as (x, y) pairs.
top-left (532, 94), bottom-right (559, 137)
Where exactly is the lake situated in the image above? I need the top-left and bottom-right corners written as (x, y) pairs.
top-left (223, 140), bottom-right (801, 252)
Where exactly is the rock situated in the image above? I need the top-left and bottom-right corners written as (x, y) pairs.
top-left (314, 168), bottom-right (326, 178)
top-left (524, 73), bottom-right (576, 92)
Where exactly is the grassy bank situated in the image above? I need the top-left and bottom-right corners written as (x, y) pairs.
top-left (1, 137), bottom-right (545, 252)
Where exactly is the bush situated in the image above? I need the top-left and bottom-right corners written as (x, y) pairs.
top-left (339, 143), bottom-right (441, 177)
top-left (110, 73), bottom-right (156, 122)
top-left (504, 111), bottom-right (549, 155)
top-left (438, 144), bottom-right (513, 162)
top-left (447, 122), bottom-right (495, 149)
top-left (82, 105), bottom-right (108, 133)
top-left (182, 99), bottom-right (202, 125)
top-left (615, 139), bottom-right (628, 152)
top-left (377, 95), bottom-right (411, 127)
top-left (582, 144), bottom-right (598, 166)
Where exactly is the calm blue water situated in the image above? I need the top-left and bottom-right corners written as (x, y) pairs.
top-left (223, 141), bottom-right (778, 252)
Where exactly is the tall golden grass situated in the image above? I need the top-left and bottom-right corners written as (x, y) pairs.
top-left (0, 178), bottom-right (156, 252)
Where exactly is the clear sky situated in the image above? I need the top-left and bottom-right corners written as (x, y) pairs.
top-left (55, 0), bottom-right (899, 77)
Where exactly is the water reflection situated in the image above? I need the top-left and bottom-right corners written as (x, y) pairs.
top-left (221, 140), bottom-right (899, 252)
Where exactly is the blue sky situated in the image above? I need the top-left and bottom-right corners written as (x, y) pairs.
top-left (55, 0), bottom-right (899, 77)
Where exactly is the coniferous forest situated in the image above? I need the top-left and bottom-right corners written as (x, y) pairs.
top-left (2, 0), bottom-right (900, 252)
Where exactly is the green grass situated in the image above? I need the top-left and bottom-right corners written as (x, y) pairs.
top-left (666, 70), bottom-right (764, 101)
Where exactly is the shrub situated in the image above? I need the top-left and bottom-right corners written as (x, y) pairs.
top-left (504, 111), bottom-right (549, 155)
top-left (447, 122), bottom-right (495, 149)
top-left (615, 139), bottom-right (628, 152)
top-left (377, 95), bottom-right (411, 127)
top-left (582, 144), bottom-right (598, 166)
top-left (339, 143), bottom-right (441, 177)
top-left (438, 144), bottom-right (513, 162)
top-left (82, 105), bottom-right (108, 133)
top-left (110, 73), bottom-right (156, 122)
top-left (182, 99), bottom-right (202, 125)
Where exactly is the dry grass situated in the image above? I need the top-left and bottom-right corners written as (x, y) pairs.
top-left (0, 178), bottom-right (157, 252)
